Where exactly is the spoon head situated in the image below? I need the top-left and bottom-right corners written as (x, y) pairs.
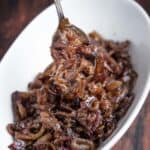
top-left (69, 25), bottom-right (89, 44)
top-left (58, 18), bottom-right (89, 45)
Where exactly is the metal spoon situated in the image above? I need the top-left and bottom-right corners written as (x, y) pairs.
top-left (54, 0), bottom-right (89, 44)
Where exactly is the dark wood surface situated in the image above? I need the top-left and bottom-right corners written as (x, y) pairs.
top-left (0, 0), bottom-right (150, 149)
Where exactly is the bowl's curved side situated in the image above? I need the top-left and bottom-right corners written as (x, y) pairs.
top-left (0, 0), bottom-right (150, 149)
top-left (101, 0), bottom-right (150, 149)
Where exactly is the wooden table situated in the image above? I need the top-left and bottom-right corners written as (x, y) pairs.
top-left (0, 0), bottom-right (149, 149)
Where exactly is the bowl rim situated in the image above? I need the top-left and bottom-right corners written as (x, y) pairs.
top-left (101, 0), bottom-right (150, 149)
top-left (0, 0), bottom-right (150, 150)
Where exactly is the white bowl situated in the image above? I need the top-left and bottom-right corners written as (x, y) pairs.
top-left (0, 0), bottom-right (150, 149)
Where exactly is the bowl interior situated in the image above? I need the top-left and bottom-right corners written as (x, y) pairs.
top-left (0, 0), bottom-right (150, 149)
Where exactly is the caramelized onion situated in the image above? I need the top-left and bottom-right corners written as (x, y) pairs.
top-left (71, 138), bottom-right (94, 150)
top-left (7, 30), bottom-right (137, 149)
top-left (15, 126), bottom-right (45, 140)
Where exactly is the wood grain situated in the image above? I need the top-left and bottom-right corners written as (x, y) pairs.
top-left (0, 0), bottom-right (150, 150)
top-left (0, 0), bottom-right (53, 58)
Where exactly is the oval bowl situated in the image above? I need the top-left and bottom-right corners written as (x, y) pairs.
top-left (0, 0), bottom-right (150, 149)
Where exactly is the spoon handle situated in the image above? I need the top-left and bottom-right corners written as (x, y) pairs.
top-left (54, 0), bottom-right (65, 20)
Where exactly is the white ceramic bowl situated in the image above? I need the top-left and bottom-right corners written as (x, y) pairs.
top-left (0, 0), bottom-right (150, 149)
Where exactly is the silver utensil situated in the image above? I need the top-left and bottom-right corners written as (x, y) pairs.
top-left (54, 0), bottom-right (89, 44)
